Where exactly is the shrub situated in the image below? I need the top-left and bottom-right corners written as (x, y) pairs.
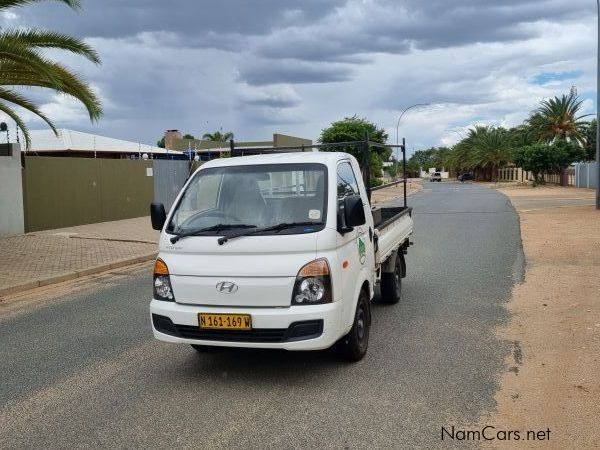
top-left (512, 141), bottom-right (586, 185)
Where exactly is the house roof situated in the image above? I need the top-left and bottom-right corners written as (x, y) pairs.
top-left (27, 129), bottom-right (178, 154)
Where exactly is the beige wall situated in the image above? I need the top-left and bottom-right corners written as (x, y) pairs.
top-left (166, 131), bottom-right (312, 152)
top-left (0, 144), bottom-right (25, 236)
top-left (272, 133), bottom-right (312, 148)
top-left (23, 156), bottom-right (153, 232)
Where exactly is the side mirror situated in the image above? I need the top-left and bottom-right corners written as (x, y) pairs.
top-left (150, 202), bottom-right (166, 230)
top-left (343, 195), bottom-right (366, 228)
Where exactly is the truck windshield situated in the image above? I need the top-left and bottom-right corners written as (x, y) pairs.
top-left (167, 163), bottom-right (327, 236)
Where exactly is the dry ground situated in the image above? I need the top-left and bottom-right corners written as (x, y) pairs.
top-left (371, 179), bottom-right (422, 204)
top-left (481, 186), bottom-right (599, 449)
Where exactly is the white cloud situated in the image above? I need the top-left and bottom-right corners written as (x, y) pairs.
top-left (3, 0), bottom-right (597, 148)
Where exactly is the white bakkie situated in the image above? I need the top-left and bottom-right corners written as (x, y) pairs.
top-left (150, 151), bottom-right (413, 361)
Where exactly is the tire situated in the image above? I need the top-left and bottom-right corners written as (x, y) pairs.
top-left (380, 254), bottom-right (402, 304)
top-left (338, 290), bottom-right (370, 362)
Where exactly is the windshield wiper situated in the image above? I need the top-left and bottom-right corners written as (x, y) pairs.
top-left (217, 222), bottom-right (322, 245)
top-left (170, 224), bottom-right (256, 244)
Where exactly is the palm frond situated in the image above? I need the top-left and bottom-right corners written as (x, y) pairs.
top-left (0, 86), bottom-right (57, 134)
top-left (0, 40), bottom-right (63, 86)
top-left (0, 100), bottom-right (31, 148)
top-left (0, 0), bottom-right (80, 11)
top-left (533, 92), bottom-right (587, 144)
top-left (0, 62), bottom-right (102, 121)
top-left (0, 29), bottom-right (100, 64)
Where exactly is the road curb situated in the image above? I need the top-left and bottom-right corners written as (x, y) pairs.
top-left (0, 252), bottom-right (157, 298)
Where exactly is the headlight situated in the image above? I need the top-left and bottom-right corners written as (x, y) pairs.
top-left (153, 259), bottom-right (175, 301)
top-left (292, 258), bottom-right (332, 305)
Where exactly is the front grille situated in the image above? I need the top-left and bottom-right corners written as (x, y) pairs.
top-left (174, 324), bottom-right (287, 343)
top-left (152, 314), bottom-right (323, 343)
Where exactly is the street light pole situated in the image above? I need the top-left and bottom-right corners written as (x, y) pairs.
top-left (596, 0), bottom-right (600, 209)
top-left (395, 103), bottom-right (430, 179)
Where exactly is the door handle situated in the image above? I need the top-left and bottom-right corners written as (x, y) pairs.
top-left (368, 227), bottom-right (373, 242)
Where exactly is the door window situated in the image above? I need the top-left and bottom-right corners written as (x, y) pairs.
top-left (337, 162), bottom-right (359, 199)
top-left (337, 162), bottom-right (360, 230)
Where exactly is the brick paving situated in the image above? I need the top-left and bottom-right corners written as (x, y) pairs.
top-left (0, 182), bottom-right (420, 298)
top-left (0, 217), bottom-right (158, 297)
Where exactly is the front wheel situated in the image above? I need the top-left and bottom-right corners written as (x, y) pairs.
top-left (338, 290), bottom-right (370, 362)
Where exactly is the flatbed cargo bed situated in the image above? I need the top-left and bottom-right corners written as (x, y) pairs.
top-left (371, 205), bottom-right (413, 267)
top-left (372, 206), bottom-right (412, 231)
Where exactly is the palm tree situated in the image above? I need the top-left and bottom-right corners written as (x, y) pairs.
top-left (469, 127), bottom-right (511, 182)
top-left (202, 129), bottom-right (234, 142)
top-left (0, 0), bottom-right (102, 148)
top-left (529, 92), bottom-right (590, 145)
top-left (448, 126), bottom-right (511, 181)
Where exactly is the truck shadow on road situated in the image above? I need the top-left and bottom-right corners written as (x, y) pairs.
top-left (160, 292), bottom-right (395, 383)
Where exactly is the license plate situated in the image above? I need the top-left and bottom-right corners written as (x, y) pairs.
top-left (199, 313), bottom-right (252, 330)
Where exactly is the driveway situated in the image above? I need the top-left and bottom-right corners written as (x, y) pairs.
top-left (0, 181), bottom-right (523, 449)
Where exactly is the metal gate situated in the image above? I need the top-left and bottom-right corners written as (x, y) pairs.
top-left (575, 162), bottom-right (598, 189)
top-left (153, 160), bottom-right (191, 211)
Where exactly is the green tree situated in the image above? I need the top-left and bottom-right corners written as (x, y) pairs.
top-left (507, 124), bottom-right (537, 149)
top-left (528, 92), bottom-right (590, 144)
top-left (0, 0), bottom-right (102, 148)
top-left (468, 127), bottom-right (511, 181)
top-left (405, 158), bottom-right (421, 178)
top-left (386, 163), bottom-right (398, 179)
top-left (319, 115), bottom-right (391, 186)
top-left (513, 141), bottom-right (586, 185)
top-left (157, 136), bottom-right (165, 148)
top-left (583, 119), bottom-right (597, 161)
top-left (444, 126), bottom-right (511, 180)
top-left (551, 139), bottom-right (587, 167)
top-left (410, 150), bottom-right (433, 169)
top-left (202, 129), bottom-right (234, 142)
top-left (182, 133), bottom-right (194, 140)
top-left (512, 144), bottom-right (554, 185)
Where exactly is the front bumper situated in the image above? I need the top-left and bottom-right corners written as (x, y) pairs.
top-left (149, 299), bottom-right (344, 350)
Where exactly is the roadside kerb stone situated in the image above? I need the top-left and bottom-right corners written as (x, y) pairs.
top-left (0, 217), bottom-right (159, 299)
top-left (0, 251), bottom-right (157, 298)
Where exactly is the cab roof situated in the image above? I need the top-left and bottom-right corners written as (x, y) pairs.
top-left (199, 151), bottom-right (353, 169)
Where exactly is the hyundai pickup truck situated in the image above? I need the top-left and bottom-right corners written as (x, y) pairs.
top-left (149, 151), bottom-right (413, 361)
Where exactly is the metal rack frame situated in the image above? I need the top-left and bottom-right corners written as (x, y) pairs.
top-left (228, 134), bottom-right (408, 207)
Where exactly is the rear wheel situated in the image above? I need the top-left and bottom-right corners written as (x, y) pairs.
top-left (338, 290), bottom-right (370, 362)
top-left (380, 254), bottom-right (402, 304)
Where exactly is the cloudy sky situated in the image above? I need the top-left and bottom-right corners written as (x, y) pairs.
top-left (1, 0), bottom-right (597, 152)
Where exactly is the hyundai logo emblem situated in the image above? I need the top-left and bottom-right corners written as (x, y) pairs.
top-left (216, 281), bottom-right (238, 293)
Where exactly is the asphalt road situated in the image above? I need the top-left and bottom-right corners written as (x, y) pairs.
top-left (0, 181), bottom-right (523, 449)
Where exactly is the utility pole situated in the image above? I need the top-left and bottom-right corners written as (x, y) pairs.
top-left (596, 0), bottom-right (600, 209)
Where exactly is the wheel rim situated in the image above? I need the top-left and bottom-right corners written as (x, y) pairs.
top-left (357, 306), bottom-right (366, 341)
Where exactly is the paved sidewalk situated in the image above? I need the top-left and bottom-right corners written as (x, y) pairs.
top-left (0, 217), bottom-right (158, 297)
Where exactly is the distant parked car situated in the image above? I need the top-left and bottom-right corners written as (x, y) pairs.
top-left (458, 173), bottom-right (474, 182)
top-left (430, 172), bottom-right (442, 182)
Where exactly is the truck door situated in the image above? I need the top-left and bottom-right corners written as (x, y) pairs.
top-left (336, 161), bottom-right (374, 316)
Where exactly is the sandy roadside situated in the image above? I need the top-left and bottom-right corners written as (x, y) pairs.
top-left (481, 186), bottom-right (599, 449)
top-left (371, 179), bottom-right (422, 204)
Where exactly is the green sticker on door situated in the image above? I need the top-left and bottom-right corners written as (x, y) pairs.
top-left (357, 237), bottom-right (366, 265)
